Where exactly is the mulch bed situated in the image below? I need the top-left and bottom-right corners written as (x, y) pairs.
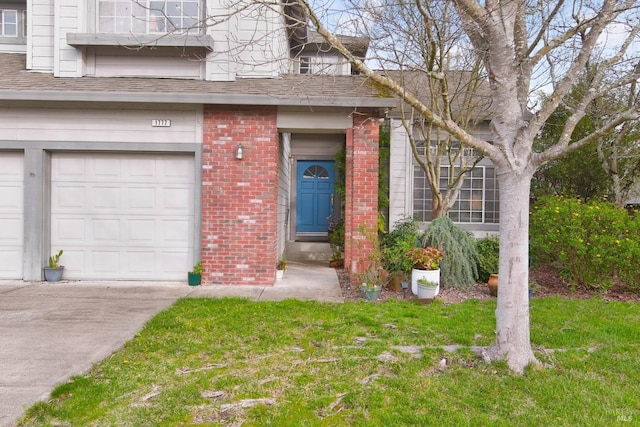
top-left (336, 264), bottom-right (640, 303)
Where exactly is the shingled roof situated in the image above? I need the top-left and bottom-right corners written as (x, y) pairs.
top-left (382, 69), bottom-right (494, 122)
top-left (0, 53), bottom-right (395, 108)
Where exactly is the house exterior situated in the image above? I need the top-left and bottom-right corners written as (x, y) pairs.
top-left (0, 0), bottom-right (394, 284)
top-left (386, 71), bottom-right (500, 237)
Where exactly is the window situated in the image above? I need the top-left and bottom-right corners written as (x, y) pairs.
top-left (299, 57), bottom-right (310, 74)
top-left (298, 55), bottom-right (343, 75)
top-left (98, 0), bottom-right (199, 34)
top-left (303, 165), bottom-right (329, 179)
top-left (413, 165), bottom-right (499, 224)
top-left (1, 10), bottom-right (17, 37)
top-left (0, 5), bottom-right (26, 42)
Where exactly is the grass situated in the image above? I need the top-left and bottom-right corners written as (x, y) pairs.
top-left (19, 297), bottom-right (640, 426)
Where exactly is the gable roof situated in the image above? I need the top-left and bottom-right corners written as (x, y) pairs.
top-left (0, 53), bottom-right (395, 108)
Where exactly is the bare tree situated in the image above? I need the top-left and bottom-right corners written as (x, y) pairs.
top-left (364, 0), bottom-right (492, 219)
top-left (294, 0), bottom-right (640, 372)
top-left (597, 64), bottom-right (640, 206)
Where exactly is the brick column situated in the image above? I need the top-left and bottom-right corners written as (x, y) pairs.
top-left (344, 110), bottom-right (380, 284)
top-left (201, 105), bottom-right (279, 285)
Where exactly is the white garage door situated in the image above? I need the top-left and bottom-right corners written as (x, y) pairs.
top-left (51, 153), bottom-right (194, 280)
top-left (0, 152), bottom-right (24, 279)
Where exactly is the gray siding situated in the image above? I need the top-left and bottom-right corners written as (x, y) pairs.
top-left (0, 105), bottom-right (202, 144)
top-left (388, 120), bottom-right (412, 228)
top-left (277, 133), bottom-right (292, 258)
top-left (88, 50), bottom-right (205, 79)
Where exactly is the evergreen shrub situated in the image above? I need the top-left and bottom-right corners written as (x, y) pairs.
top-left (421, 217), bottom-right (478, 289)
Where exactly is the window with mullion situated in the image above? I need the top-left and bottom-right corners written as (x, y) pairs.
top-left (1, 10), bottom-right (18, 37)
top-left (98, 0), bottom-right (200, 34)
top-left (412, 165), bottom-right (499, 224)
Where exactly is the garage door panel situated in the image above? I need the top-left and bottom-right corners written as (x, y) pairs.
top-left (159, 251), bottom-right (190, 273)
top-left (127, 219), bottom-right (156, 241)
top-left (53, 217), bottom-right (86, 241)
top-left (52, 185), bottom-right (86, 210)
top-left (92, 186), bottom-right (122, 209)
top-left (0, 152), bottom-right (23, 279)
top-left (0, 185), bottom-right (22, 210)
top-left (51, 153), bottom-right (194, 280)
top-left (162, 219), bottom-right (191, 242)
top-left (0, 249), bottom-right (23, 277)
top-left (93, 219), bottom-right (121, 241)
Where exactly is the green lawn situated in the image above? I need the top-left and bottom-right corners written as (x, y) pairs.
top-left (20, 297), bottom-right (640, 426)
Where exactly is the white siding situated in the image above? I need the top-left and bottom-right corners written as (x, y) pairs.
top-left (388, 119), bottom-right (412, 228)
top-left (235, 3), bottom-right (288, 78)
top-left (278, 108), bottom-right (353, 132)
top-left (0, 106), bottom-right (201, 144)
top-left (205, 0), bottom-right (236, 81)
top-left (90, 52), bottom-right (204, 79)
top-left (54, 0), bottom-right (84, 77)
top-left (28, 0), bottom-right (55, 71)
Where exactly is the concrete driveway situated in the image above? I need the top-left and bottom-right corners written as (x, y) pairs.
top-left (0, 262), bottom-right (342, 426)
top-left (0, 283), bottom-right (191, 426)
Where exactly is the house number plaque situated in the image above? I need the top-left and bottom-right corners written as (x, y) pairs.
top-left (152, 119), bottom-right (171, 127)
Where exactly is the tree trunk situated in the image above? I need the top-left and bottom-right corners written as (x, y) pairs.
top-left (486, 168), bottom-right (538, 373)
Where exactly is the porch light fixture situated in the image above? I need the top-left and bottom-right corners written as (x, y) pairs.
top-left (235, 143), bottom-right (244, 160)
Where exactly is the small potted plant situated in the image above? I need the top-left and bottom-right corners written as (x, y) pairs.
top-left (357, 267), bottom-right (390, 301)
top-left (416, 277), bottom-right (439, 299)
top-left (276, 257), bottom-right (287, 280)
top-left (43, 250), bottom-right (64, 282)
top-left (406, 246), bottom-right (443, 295)
top-left (188, 261), bottom-right (203, 286)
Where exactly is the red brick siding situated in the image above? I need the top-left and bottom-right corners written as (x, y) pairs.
top-left (344, 111), bottom-right (380, 284)
top-left (201, 105), bottom-right (279, 285)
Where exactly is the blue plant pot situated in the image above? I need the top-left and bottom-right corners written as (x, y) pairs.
top-left (43, 267), bottom-right (64, 282)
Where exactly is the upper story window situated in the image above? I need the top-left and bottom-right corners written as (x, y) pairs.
top-left (1, 10), bottom-right (17, 36)
top-left (0, 5), bottom-right (26, 43)
top-left (98, 1), bottom-right (200, 34)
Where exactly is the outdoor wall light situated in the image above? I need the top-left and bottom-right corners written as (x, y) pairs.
top-left (235, 143), bottom-right (244, 160)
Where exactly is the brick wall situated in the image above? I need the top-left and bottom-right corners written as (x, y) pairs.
top-left (201, 105), bottom-right (279, 285)
top-left (344, 110), bottom-right (380, 284)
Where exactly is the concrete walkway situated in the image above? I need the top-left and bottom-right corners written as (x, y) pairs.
top-left (0, 261), bottom-right (342, 426)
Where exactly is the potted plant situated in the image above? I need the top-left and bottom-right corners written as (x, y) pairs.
top-left (358, 269), bottom-right (385, 300)
top-left (43, 250), bottom-right (64, 282)
top-left (276, 257), bottom-right (287, 280)
top-left (406, 246), bottom-right (443, 295)
top-left (416, 278), bottom-right (440, 299)
top-left (188, 261), bottom-right (203, 286)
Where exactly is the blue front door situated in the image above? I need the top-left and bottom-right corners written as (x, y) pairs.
top-left (296, 161), bottom-right (335, 233)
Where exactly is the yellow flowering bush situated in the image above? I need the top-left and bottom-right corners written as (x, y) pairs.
top-left (530, 196), bottom-right (639, 290)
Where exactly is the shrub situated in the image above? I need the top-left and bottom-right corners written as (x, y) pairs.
top-left (530, 196), bottom-right (640, 290)
top-left (475, 236), bottom-right (499, 283)
top-left (421, 217), bottom-right (478, 289)
top-left (380, 217), bottom-right (420, 275)
top-left (328, 218), bottom-right (344, 258)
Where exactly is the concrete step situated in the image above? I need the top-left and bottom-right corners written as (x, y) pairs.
top-left (285, 241), bottom-right (332, 262)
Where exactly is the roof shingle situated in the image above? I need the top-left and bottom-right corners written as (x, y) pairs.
top-left (0, 53), bottom-right (395, 108)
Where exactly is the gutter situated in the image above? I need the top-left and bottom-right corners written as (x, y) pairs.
top-left (0, 89), bottom-right (397, 109)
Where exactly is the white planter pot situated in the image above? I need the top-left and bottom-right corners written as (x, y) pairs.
top-left (411, 269), bottom-right (440, 295)
top-left (276, 269), bottom-right (285, 280)
top-left (417, 282), bottom-right (440, 298)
